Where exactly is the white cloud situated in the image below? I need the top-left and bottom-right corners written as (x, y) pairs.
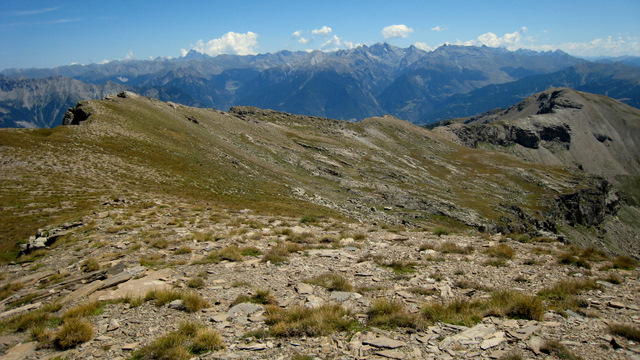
top-left (186, 31), bottom-right (259, 56)
top-left (555, 35), bottom-right (640, 57)
top-left (11, 6), bottom-right (60, 16)
top-left (431, 26), bottom-right (445, 32)
top-left (381, 24), bottom-right (414, 39)
top-left (321, 35), bottom-right (342, 50)
top-left (312, 26), bottom-right (332, 36)
top-left (457, 26), bottom-right (639, 57)
top-left (459, 27), bottom-right (526, 49)
top-left (413, 42), bottom-right (433, 51)
top-left (124, 50), bottom-right (134, 61)
top-left (292, 30), bottom-right (311, 44)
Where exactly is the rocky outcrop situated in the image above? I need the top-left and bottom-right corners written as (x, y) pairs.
top-left (447, 123), bottom-right (571, 149)
top-left (62, 103), bottom-right (92, 125)
top-left (554, 180), bottom-right (620, 228)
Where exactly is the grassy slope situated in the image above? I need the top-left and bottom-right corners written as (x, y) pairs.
top-left (0, 95), bottom-right (594, 261)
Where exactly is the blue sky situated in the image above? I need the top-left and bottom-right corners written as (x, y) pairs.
top-left (1, 0), bottom-right (639, 70)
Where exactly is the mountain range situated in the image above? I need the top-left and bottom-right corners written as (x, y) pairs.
top-left (3, 43), bottom-right (640, 128)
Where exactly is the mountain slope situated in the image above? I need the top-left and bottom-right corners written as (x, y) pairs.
top-left (1, 92), bottom-right (631, 261)
top-left (433, 88), bottom-right (640, 253)
top-left (433, 88), bottom-right (640, 181)
top-left (424, 62), bottom-right (640, 123)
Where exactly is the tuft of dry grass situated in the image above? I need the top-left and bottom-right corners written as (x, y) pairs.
top-left (367, 298), bottom-right (425, 330)
top-left (130, 321), bottom-right (224, 359)
top-left (261, 242), bottom-right (303, 264)
top-left (265, 304), bottom-right (359, 337)
top-left (304, 273), bottom-right (353, 292)
top-left (609, 323), bottom-right (640, 342)
top-left (231, 289), bottom-right (277, 306)
top-left (144, 288), bottom-right (209, 313)
top-left (537, 278), bottom-right (600, 313)
top-left (0, 281), bottom-right (25, 301)
top-left (53, 319), bottom-right (94, 349)
top-left (80, 258), bottom-right (100, 272)
top-left (63, 301), bottom-right (103, 319)
top-left (540, 340), bottom-right (583, 360)
top-left (484, 244), bottom-right (515, 259)
top-left (611, 255), bottom-right (637, 270)
top-left (438, 241), bottom-right (473, 254)
top-left (421, 290), bottom-right (544, 326)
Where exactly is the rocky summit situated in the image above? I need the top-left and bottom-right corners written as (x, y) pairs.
top-left (0, 90), bottom-right (639, 359)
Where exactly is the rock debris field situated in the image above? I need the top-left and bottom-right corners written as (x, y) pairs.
top-left (0, 197), bottom-right (639, 360)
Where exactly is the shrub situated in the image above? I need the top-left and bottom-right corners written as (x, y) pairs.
top-left (53, 319), bottom-right (94, 349)
top-left (367, 298), bottom-right (425, 329)
top-left (304, 273), bottom-right (353, 292)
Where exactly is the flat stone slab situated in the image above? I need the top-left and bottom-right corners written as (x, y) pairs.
top-left (295, 282), bottom-right (314, 294)
top-left (375, 349), bottom-right (405, 359)
top-left (0, 341), bottom-right (38, 360)
top-left (480, 336), bottom-right (505, 350)
top-left (363, 337), bottom-right (406, 349)
top-left (227, 303), bottom-right (263, 317)
top-left (62, 279), bottom-right (104, 303)
top-left (0, 302), bottom-right (42, 319)
top-left (98, 268), bottom-right (172, 301)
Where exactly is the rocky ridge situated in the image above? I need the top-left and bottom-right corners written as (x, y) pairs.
top-left (0, 197), bottom-right (638, 359)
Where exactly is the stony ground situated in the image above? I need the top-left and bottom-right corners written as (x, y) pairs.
top-left (0, 197), bottom-right (639, 360)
